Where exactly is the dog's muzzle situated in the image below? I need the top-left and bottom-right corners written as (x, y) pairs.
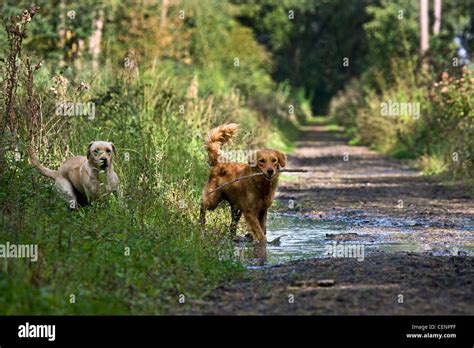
top-left (263, 168), bottom-right (275, 181)
top-left (99, 159), bottom-right (108, 169)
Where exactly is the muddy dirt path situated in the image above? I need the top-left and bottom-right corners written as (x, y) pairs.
top-left (185, 123), bottom-right (473, 315)
top-left (277, 124), bottom-right (472, 225)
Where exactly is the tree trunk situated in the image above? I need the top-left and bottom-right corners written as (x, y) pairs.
top-left (420, 0), bottom-right (429, 54)
top-left (73, 39), bottom-right (85, 71)
top-left (161, 0), bottom-right (169, 28)
top-left (89, 9), bottom-right (104, 72)
top-left (433, 0), bottom-right (442, 35)
top-left (57, 0), bottom-right (66, 68)
top-left (420, 0), bottom-right (430, 72)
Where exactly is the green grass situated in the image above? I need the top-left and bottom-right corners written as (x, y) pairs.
top-left (304, 115), bottom-right (327, 124)
top-left (420, 153), bottom-right (448, 176)
top-left (304, 115), bottom-right (344, 131)
top-left (279, 174), bottom-right (300, 183)
top-left (0, 120), bottom-right (245, 314)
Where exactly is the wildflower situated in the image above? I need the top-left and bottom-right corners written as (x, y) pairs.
top-left (22, 10), bottom-right (31, 23)
top-left (34, 60), bottom-right (43, 71)
top-left (78, 81), bottom-right (89, 92)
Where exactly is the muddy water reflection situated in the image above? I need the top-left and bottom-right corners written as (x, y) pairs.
top-left (234, 213), bottom-right (474, 268)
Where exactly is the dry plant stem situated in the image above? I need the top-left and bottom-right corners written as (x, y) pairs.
top-left (208, 168), bottom-right (307, 194)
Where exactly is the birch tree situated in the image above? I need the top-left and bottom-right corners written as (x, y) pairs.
top-left (433, 0), bottom-right (442, 35)
top-left (420, 0), bottom-right (429, 54)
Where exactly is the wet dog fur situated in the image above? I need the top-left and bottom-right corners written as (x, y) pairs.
top-left (200, 123), bottom-right (286, 243)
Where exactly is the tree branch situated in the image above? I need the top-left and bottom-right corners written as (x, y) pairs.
top-left (208, 169), bottom-right (307, 194)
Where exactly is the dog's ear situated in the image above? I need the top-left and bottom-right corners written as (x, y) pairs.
top-left (110, 142), bottom-right (116, 155)
top-left (275, 150), bottom-right (286, 168)
top-left (87, 142), bottom-right (94, 159)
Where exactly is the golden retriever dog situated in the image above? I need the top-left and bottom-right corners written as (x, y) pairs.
top-left (28, 141), bottom-right (119, 208)
top-left (200, 123), bottom-right (286, 244)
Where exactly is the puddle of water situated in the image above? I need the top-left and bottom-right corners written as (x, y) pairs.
top-left (235, 213), bottom-right (474, 269)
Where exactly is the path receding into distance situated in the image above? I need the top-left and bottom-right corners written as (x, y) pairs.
top-left (183, 122), bottom-right (473, 315)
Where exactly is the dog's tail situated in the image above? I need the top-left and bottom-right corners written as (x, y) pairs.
top-left (205, 123), bottom-right (240, 166)
top-left (28, 146), bottom-right (58, 179)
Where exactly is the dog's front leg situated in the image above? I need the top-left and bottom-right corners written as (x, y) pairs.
top-left (230, 207), bottom-right (242, 237)
top-left (55, 177), bottom-right (78, 209)
top-left (244, 212), bottom-right (267, 244)
top-left (200, 185), bottom-right (221, 227)
top-left (258, 210), bottom-right (268, 235)
top-left (106, 170), bottom-right (120, 193)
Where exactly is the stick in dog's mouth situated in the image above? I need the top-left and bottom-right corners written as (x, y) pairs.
top-left (208, 168), bottom-right (307, 194)
top-left (263, 174), bottom-right (273, 181)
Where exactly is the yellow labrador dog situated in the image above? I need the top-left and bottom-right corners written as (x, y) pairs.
top-left (28, 141), bottom-right (119, 208)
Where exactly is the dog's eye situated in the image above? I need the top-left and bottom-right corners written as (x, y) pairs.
top-left (106, 149), bottom-right (111, 154)
top-left (259, 159), bottom-right (265, 163)
top-left (94, 150), bottom-right (99, 154)
top-left (272, 158), bottom-right (277, 163)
